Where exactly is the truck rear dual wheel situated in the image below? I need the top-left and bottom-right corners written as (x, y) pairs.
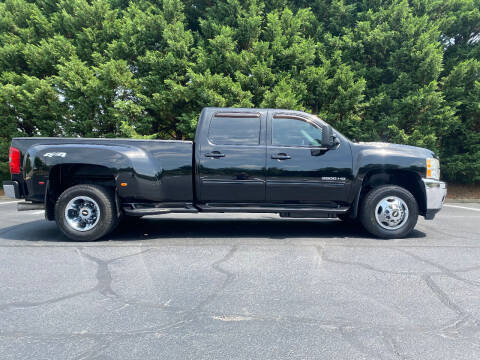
top-left (360, 185), bottom-right (418, 239)
top-left (55, 185), bottom-right (119, 241)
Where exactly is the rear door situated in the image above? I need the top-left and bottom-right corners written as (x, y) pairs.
top-left (197, 110), bottom-right (266, 204)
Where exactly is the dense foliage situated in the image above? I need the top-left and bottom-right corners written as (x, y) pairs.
top-left (1, 0), bottom-right (479, 182)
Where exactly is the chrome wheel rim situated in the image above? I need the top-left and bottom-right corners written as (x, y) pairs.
top-left (374, 196), bottom-right (409, 230)
top-left (64, 196), bottom-right (100, 232)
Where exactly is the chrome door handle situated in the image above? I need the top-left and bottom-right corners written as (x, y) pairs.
top-left (205, 152), bottom-right (225, 158)
top-left (271, 153), bottom-right (291, 160)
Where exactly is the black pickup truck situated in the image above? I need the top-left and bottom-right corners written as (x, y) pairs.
top-left (3, 107), bottom-right (446, 241)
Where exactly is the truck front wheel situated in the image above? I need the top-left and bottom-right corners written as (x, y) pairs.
top-left (359, 185), bottom-right (418, 239)
top-left (55, 185), bottom-right (119, 241)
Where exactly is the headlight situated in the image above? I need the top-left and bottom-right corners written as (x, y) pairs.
top-left (426, 158), bottom-right (440, 180)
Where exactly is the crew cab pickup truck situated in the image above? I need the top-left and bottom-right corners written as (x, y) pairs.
top-left (3, 107), bottom-right (446, 241)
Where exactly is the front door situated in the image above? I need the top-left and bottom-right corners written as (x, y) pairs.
top-left (266, 112), bottom-right (353, 205)
top-left (197, 110), bottom-right (267, 204)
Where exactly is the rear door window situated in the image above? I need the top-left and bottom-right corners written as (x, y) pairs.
top-left (208, 113), bottom-right (261, 145)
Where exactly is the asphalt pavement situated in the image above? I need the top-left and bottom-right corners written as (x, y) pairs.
top-left (1, 200), bottom-right (480, 360)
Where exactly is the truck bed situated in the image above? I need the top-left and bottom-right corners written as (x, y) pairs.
top-left (10, 137), bottom-right (194, 204)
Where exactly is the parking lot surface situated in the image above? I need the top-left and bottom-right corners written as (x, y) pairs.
top-left (1, 201), bottom-right (480, 359)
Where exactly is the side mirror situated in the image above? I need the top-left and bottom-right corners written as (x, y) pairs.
top-left (322, 125), bottom-right (338, 148)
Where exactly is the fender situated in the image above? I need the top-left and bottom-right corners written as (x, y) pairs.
top-left (23, 143), bottom-right (162, 202)
top-left (349, 142), bottom-right (432, 217)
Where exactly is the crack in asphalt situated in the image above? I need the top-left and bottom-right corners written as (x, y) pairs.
top-left (0, 289), bottom-right (93, 311)
top-left (0, 248), bottom-right (152, 311)
top-left (319, 250), bottom-right (424, 276)
top-left (398, 249), bottom-right (480, 287)
top-left (422, 274), bottom-right (465, 316)
top-left (316, 246), bottom-right (415, 324)
top-left (74, 247), bottom-right (154, 300)
top-left (77, 250), bottom-right (120, 299)
top-left (193, 245), bottom-right (238, 313)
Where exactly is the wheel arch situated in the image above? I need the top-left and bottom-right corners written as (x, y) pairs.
top-left (45, 164), bottom-right (117, 221)
top-left (352, 170), bottom-right (426, 219)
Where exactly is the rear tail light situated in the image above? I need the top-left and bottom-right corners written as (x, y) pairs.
top-left (9, 146), bottom-right (21, 174)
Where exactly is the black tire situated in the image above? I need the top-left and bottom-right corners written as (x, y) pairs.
top-left (359, 185), bottom-right (418, 239)
top-left (55, 185), bottom-right (119, 241)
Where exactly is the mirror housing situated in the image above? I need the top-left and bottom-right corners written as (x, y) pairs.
top-left (322, 125), bottom-right (338, 148)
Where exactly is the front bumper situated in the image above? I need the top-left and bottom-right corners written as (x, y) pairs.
top-left (422, 178), bottom-right (447, 220)
top-left (2, 181), bottom-right (21, 199)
